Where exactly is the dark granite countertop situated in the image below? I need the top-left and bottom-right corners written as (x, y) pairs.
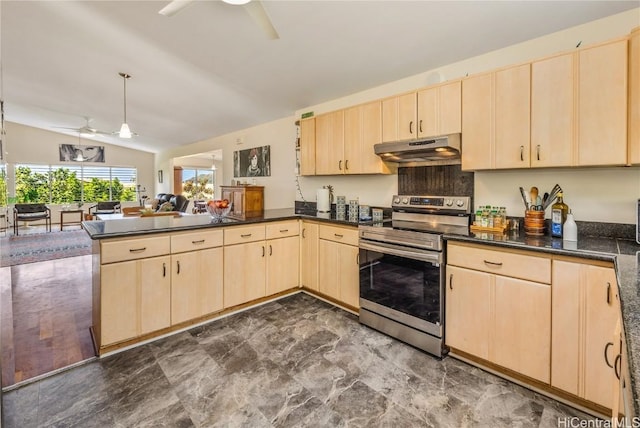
top-left (445, 231), bottom-right (640, 416)
top-left (82, 208), bottom-right (362, 240)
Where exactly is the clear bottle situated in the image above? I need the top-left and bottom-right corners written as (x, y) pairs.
top-left (551, 192), bottom-right (569, 238)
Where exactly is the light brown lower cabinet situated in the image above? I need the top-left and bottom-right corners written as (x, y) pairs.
top-left (171, 247), bottom-right (224, 325)
top-left (223, 240), bottom-right (267, 308)
top-left (300, 221), bottom-right (319, 291)
top-left (100, 255), bottom-right (171, 346)
top-left (318, 230), bottom-right (359, 309)
top-left (266, 235), bottom-right (300, 295)
top-left (552, 260), bottom-right (620, 409)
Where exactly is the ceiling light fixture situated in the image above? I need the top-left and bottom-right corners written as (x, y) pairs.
top-left (222, 0), bottom-right (251, 5)
top-left (211, 155), bottom-right (217, 171)
top-left (118, 72), bottom-right (133, 139)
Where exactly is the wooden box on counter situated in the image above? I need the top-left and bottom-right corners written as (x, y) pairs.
top-left (221, 185), bottom-right (264, 220)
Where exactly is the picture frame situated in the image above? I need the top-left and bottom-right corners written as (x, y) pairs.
top-left (158, 170), bottom-right (163, 183)
top-left (233, 145), bottom-right (271, 178)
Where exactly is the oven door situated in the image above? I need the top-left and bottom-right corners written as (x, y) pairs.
top-left (359, 240), bottom-right (444, 338)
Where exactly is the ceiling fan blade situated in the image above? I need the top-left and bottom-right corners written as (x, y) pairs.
top-left (243, 1), bottom-right (279, 40)
top-left (159, 0), bottom-right (195, 17)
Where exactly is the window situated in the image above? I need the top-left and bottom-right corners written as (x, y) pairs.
top-left (14, 164), bottom-right (137, 204)
top-left (0, 164), bottom-right (7, 207)
top-left (181, 168), bottom-right (214, 200)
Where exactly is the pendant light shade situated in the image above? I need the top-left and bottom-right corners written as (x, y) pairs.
top-left (211, 154), bottom-right (217, 170)
top-left (118, 72), bottom-right (133, 139)
top-left (74, 132), bottom-right (85, 162)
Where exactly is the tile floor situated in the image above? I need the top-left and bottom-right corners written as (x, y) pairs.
top-left (3, 293), bottom-right (594, 427)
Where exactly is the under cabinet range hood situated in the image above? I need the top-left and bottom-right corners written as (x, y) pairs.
top-left (374, 134), bottom-right (461, 163)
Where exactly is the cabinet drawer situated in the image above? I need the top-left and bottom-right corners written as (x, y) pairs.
top-left (266, 220), bottom-right (299, 239)
top-left (224, 224), bottom-right (266, 245)
top-left (171, 229), bottom-right (223, 253)
top-left (319, 224), bottom-right (358, 246)
top-left (101, 236), bottom-right (171, 264)
top-left (448, 242), bottom-right (551, 284)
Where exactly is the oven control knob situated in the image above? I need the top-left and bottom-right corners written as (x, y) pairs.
top-left (393, 197), bottom-right (400, 205)
top-left (445, 199), bottom-right (453, 207)
top-left (401, 197), bottom-right (409, 204)
top-left (456, 199), bottom-right (465, 207)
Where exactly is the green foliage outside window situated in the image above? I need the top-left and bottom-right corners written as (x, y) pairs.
top-left (0, 167), bottom-right (8, 206)
top-left (14, 165), bottom-right (136, 204)
top-left (182, 170), bottom-right (214, 200)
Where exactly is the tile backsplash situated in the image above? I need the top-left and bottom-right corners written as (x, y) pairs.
top-left (398, 164), bottom-right (474, 197)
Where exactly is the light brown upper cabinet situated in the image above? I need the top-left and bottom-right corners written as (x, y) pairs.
top-left (531, 38), bottom-right (628, 167)
top-left (314, 110), bottom-right (344, 175)
top-left (315, 101), bottom-right (389, 175)
top-left (344, 101), bottom-right (390, 174)
top-left (299, 117), bottom-right (316, 175)
top-left (382, 81), bottom-right (461, 143)
top-left (461, 64), bottom-right (531, 170)
top-left (531, 53), bottom-right (574, 167)
top-left (577, 39), bottom-right (628, 166)
top-left (627, 27), bottom-right (639, 165)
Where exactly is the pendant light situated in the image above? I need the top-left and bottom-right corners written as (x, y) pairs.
top-left (118, 72), bottom-right (133, 138)
top-left (74, 132), bottom-right (85, 162)
top-left (211, 154), bottom-right (217, 171)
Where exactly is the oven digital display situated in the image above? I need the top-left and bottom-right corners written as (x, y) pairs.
top-left (410, 197), bottom-right (444, 206)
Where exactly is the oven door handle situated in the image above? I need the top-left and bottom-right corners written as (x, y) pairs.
top-left (359, 241), bottom-right (442, 264)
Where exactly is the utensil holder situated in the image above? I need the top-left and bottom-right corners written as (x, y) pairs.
top-left (524, 210), bottom-right (545, 236)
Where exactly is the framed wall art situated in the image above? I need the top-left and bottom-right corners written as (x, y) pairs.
top-left (233, 145), bottom-right (271, 178)
top-left (59, 144), bottom-right (105, 162)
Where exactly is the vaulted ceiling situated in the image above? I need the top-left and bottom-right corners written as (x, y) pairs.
top-left (1, 1), bottom-right (638, 153)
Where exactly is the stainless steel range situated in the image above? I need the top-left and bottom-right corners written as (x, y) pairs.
top-left (358, 195), bottom-right (471, 358)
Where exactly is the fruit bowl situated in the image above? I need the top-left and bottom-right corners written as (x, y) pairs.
top-left (206, 203), bottom-right (232, 222)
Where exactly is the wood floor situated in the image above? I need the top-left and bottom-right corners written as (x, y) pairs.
top-left (1, 227), bottom-right (95, 388)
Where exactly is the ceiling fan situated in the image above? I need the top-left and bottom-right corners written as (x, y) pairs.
top-left (159, 0), bottom-right (279, 40)
top-left (52, 116), bottom-right (111, 138)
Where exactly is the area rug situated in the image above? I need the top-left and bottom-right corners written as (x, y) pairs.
top-left (0, 230), bottom-right (92, 267)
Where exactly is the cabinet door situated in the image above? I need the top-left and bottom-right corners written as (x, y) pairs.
top-left (398, 92), bottom-right (418, 141)
top-left (299, 117), bottom-right (316, 175)
top-left (171, 248), bottom-right (223, 325)
top-left (344, 101), bottom-right (386, 174)
top-left (551, 260), bottom-right (581, 395)
top-left (300, 222), bottom-right (319, 291)
top-left (493, 276), bottom-right (550, 383)
top-left (337, 243), bottom-right (359, 309)
top-left (315, 111), bottom-right (344, 175)
top-left (101, 260), bottom-right (139, 345)
top-left (494, 64), bottom-right (531, 169)
top-left (445, 265), bottom-right (491, 359)
top-left (578, 39), bottom-right (628, 166)
top-left (584, 265), bottom-right (619, 408)
top-left (140, 256), bottom-right (171, 335)
top-left (461, 73), bottom-right (493, 170)
top-left (266, 236), bottom-right (300, 295)
top-left (224, 241), bottom-right (266, 308)
top-left (531, 53), bottom-right (574, 167)
top-left (318, 239), bottom-right (339, 300)
top-left (417, 87), bottom-right (438, 138)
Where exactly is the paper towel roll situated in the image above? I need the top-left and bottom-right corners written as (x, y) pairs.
top-left (317, 188), bottom-right (330, 212)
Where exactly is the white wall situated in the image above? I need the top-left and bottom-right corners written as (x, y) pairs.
top-left (3, 121), bottom-right (155, 202)
top-left (158, 8), bottom-right (640, 223)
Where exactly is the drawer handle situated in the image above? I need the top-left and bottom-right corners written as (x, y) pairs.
top-left (262, 246), bottom-right (265, 257)
top-left (177, 260), bottom-right (181, 274)
top-left (614, 354), bottom-right (622, 380)
top-left (536, 145), bottom-right (541, 161)
top-left (338, 160), bottom-right (343, 171)
top-left (241, 233), bottom-right (252, 238)
top-left (279, 229), bottom-right (289, 233)
top-left (269, 245), bottom-right (273, 256)
top-left (449, 273), bottom-right (453, 290)
top-left (483, 260), bottom-right (503, 267)
top-left (409, 120), bottom-right (413, 134)
top-left (520, 145), bottom-right (524, 161)
top-left (606, 282), bottom-right (611, 305)
top-left (191, 239), bottom-right (205, 244)
top-left (334, 233), bottom-right (344, 238)
top-left (163, 263), bottom-right (166, 277)
top-left (345, 160), bottom-right (349, 170)
top-left (129, 247), bottom-right (146, 253)
top-left (356, 253), bottom-right (359, 265)
top-left (418, 119), bottom-right (423, 134)
top-left (302, 228), bottom-right (306, 238)
top-left (604, 342), bottom-right (614, 368)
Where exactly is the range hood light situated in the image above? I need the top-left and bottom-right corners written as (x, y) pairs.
top-left (374, 134), bottom-right (461, 163)
top-left (435, 147), bottom-right (447, 152)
